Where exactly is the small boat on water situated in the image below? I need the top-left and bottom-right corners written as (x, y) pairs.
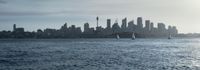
top-left (116, 34), bottom-right (120, 40)
top-left (168, 34), bottom-right (172, 39)
top-left (132, 33), bottom-right (135, 40)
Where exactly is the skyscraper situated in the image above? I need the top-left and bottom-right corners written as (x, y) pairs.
top-left (13, 24), bottom-right (16, 32)
top-left (112, 20), bottom-right (121, 33)
top-left (60, 23), bottom-right (68, 31)
top-left (96, 16), bottom-right (99, 27)
top-left (145, 20), bottom-right (150, 31)
top-left (121, 18), bottom-right (127, 30)
top-left (157, 23), bottom-right (166, 31)
top-left (127, 20), bottom-right (135, 32)
top-left (84, 22), bottom-right (89, 32)
top-left (128, 20), bottom-right (134, 28)
top-left (172, 26), bottom-right (178, 34)
top-left (168, 26), bottom-right (172, 31)
top-left (137, 17), bottom-right (143, 29)
top-left (150, 22), bottom-right (154, 30)
top-left (107, 19), bottom-right (111, 29)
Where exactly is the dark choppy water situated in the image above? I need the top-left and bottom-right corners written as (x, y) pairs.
top-left (0, 38), bottom-right (200, 70)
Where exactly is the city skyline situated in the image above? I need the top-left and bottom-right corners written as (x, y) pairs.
top-left (1, 17), bottom-right (177, 32)
top-left (0, 17), bottom-right (179, 38)
top-left (0, 0), bottom-right (200, 33)
top-left (0, 17), bottom-right (177, 32)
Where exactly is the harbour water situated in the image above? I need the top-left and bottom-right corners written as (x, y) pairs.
top-left (0, 38), bottom-right (200, 70)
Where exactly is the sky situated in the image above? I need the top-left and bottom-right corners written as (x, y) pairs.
top-left (0, 0), bottom-right (200, 33)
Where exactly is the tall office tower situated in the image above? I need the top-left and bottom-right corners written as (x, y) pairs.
top-left (84, 22), bottom-right (89, 32)
top-left (121, 18), bottom-right (127, 30)
top-left (168, 25), bottom-right (173, 34)
top-left (61, 23), bottom-right (68, 30)
top-left (157, 23), bottom-right (166, 31)
top-left (145, 20), bottom-right (151, 31)
top-left (137, 17), bottom-right (143, 29)
top-left (96, 16), bottom-right (99, 27)
top-left (172, 26), bottom-right (178, 34)
top-left (71, 25), bottom-right (76, 29)
top-left (150, 22), bottom-right (154, 30)
top-left (112, 19), bottom-right (121, 33)
top-left (64, 22), bottom-right (67, 28)
top-left (64, 22), bottom-right (68, 28)
top-left (168, 26), bottom-right (172, 30)
top-left (13, 24), bottom-right (16, 32)
top-left (128, 20), bottom-right (134, 28)
top-left (127, 20), bottom-right (135, 32)
top-left (107, 19), bottom-right (111, 29)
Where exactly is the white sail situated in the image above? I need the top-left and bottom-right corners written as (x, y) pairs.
top-left (168, 34), bottom-right (172, 39)
top-left (132, 33), bottom-right (135, 40)
top-left (116, 34), bottom-right (120, 39)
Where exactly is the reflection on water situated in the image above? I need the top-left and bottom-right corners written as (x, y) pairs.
top-left (0, 38), bottom-right (200, 70)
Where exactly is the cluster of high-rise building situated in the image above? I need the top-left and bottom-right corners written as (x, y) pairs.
top-left (0, 17), bottom-right (178, 38)
top-left (82, 17), bottom-right (178, 38)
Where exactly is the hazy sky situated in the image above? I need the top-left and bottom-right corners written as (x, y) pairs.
top-left (0, 0), bottom-right (200, 33)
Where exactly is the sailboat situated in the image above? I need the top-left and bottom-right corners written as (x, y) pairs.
top-left (168, 34), bottom-right (172, 39)
top-left (132, 33), bottom-right (136, 40)
top-left (116, 34), bottom-right (120, 40)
